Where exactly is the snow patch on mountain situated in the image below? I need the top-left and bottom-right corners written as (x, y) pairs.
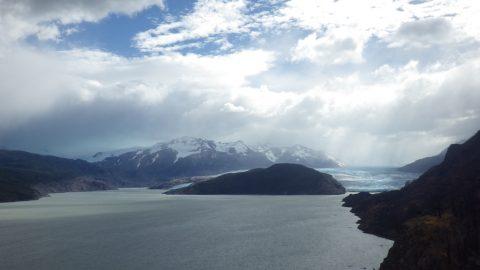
top-left (215, 141), bottom-right (250, 155)
top-left (86, 146), bottom-right (143, 162)
top-left (254, 145), bottom-right (278, 162)
top-left (146, 137), bottom-right (251, 162)
top-left (155, 137), bottom-right (207, 161)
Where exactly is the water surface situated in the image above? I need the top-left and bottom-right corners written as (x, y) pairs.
top-left (0, 188), bottom-right (392, 270)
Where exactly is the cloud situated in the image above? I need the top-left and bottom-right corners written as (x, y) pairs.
top-left (223, 102), bottom-right (246, 113)
top-left (291, 31), bottom-right (363, 64)
top-left (0, 45), bottom-right (277, 154)
top-left (262, 0), bottom-right (480, 67)
top-left (390, 17), bottom-right (454, 48)
top-left (134, 0), bottom-right (248, 52)
top-left (3, 40), bottom-right (480, 166)
top-left (0, 0), bottom-right (165, 43)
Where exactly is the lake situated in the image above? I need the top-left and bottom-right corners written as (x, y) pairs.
top-left (0, 188), bottom-right (392, 270)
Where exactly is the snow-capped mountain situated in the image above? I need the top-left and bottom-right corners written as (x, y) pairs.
top-left (86, 137), bottom-right (252, 163)
top-left (151, 137), bottom-right (252, 162)
top-left (89, 137), bottom-right (341, 185)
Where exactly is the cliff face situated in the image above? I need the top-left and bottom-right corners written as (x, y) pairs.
top-left (343, 130), bottom-right (480, 270)
top-left (165, 163), bottom-right (346, 195)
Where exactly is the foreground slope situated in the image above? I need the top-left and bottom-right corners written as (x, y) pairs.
top-left (343, 130), bottom-right (480, 269)
top-left (166, 163), bottom-right (346, 195)
top-left (0, 150), bottom-right (113, 202)
top-left (0, 181), bottom-right (41, 202)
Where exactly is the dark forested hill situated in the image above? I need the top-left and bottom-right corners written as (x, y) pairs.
top-left (166, 163), bottom-right (345, 195)
top-left (0, 150), bottom-right (113, 202)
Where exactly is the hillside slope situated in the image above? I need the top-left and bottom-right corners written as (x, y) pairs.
top-left (343, 130), bottom-right (480, 269)
top-left (0, 150), bottom-right (113, 202)
top-left (398, 149), bottom-right (447, 173)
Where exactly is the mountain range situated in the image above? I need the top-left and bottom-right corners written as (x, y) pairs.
top-left (89, 137), bottom-right (342, 186)
top-left (0, 137), bottom-right (341, 201)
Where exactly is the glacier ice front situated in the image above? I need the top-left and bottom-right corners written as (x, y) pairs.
top-left (318, 167), bottom-right (420, 191)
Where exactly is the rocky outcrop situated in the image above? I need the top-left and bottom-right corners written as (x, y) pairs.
top-left (165, 163), bottom-right (346, 195)
top-left (343, 130), bottom-right (480, 270)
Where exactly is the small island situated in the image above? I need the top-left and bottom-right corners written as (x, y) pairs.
top-left (164, 163), bottom-right (346, 195)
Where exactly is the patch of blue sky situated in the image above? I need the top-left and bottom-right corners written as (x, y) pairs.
top-left (57, 6), bottom-right (164, 57)
top-left (163, 0), bottom-right (196, 15)
top-left (24, 1), bottom-right (198, 58)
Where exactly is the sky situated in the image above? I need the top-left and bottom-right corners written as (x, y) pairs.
top-left (0, 0), bottom-right (479, 166)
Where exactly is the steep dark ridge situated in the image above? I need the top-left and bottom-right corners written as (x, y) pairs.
top-left (165, 163), bottom-right (346, 195)
top-left (0, 150), bottom-right (114, 202)
top-left (398, 149), bottom-right (446, 173)
top-left (343, 130), bottom-right (480, 269)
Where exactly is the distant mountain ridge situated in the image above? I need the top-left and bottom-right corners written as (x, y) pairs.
top-left (399, 140), bottom-right (466, 173)
top-left (398, 149), bottom-right (447, 173)
top-left (89, 137), bottom-right (342, 184)
top-left (84, 137), bottom-right (256, 163)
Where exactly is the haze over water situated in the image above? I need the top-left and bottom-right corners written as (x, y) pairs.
top-left (0, 188), bottom-right (391, 270)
